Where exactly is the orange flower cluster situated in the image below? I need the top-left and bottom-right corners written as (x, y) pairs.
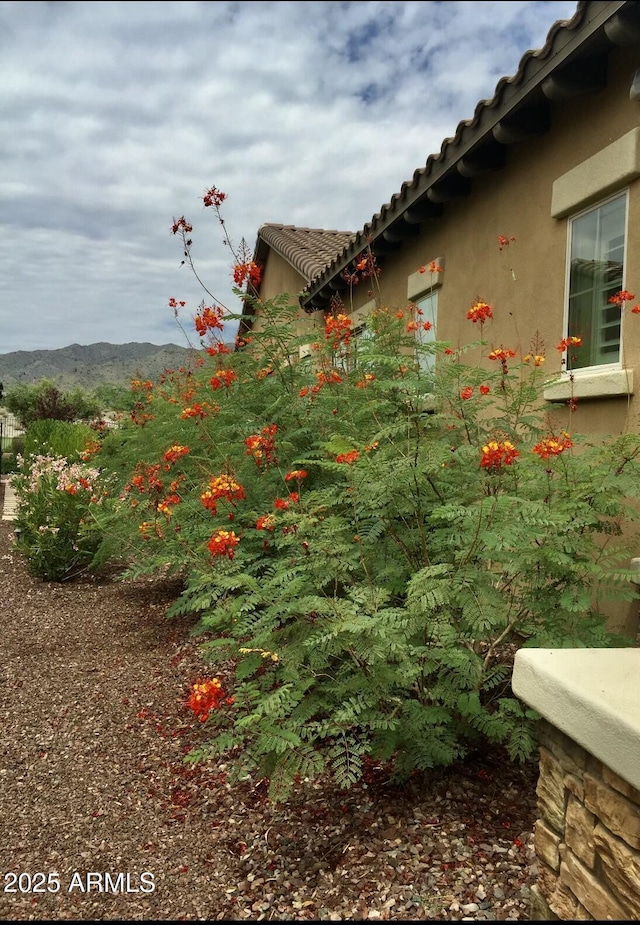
top-left (181, 402), bottom-right (217, 419)
top-left (245, 424), bottom-right (278, 467)
top-left (608, 290), bottom-right (635, 306)
top-left (557, 336), bottom-right (582, 352)
top-left (480, 440), bottom-right (519, 471)
top-left (467, 301), bottom-right (493, 324)
top-left (170, 216), bottom-right (193, 235)
top-left (207, 529), bottom-right (239, 560)
top-left (460, 386), bottom-right (474, 400)
top-left (163, 444), bottom-right (190, 466)
top-left (233, 261), bottom-right (262, 288)
top-left (325, 313), bottom-right (353, 351)
top-left (139, 520), bottom-right (164, 540)
top-left (131, 378), bottom-right (153, 392)
top-left (210, 369), bottom-right (237, 390)
top-left (201, 474), bottom-right (246, 513)
top-left (274, 492), bottom-right (299, 510)
top-left (356, 373), bottom-right (376, 388)
top-left (342, 251), bottom-right (380, 286)
top-left (532, 433), bottom-right (574, 460)
top-left (202, 186), bottom-right (227, 209)
top-left (128, 463), bottom-right (163, 497)
top-left (523, 354), bottom-right (545, 366)
top-left (285, 470), bottom-right (308, 481)
top-left (256, 514), bottom-right (276, 531)
top-left (489, 347), bottom-right (517, 374)
top-left (498, 235), bottom-right (516, 251)
top-left (65, 477), bottom-right (91, 496)
top-left (205, 342), bottom-right (231, 356)
top-left (336, 450), bottom-right (360, 465)
top-left (157, 493), bottom-right (181, 517)
top-left (186, 678), bottom-right (226, 722)
top-left (81, 439), bottom-right (102, 462)
top-left (195, 304), bottom-right (224, 336)
top-left (418, 260), bottom-right (443, 275)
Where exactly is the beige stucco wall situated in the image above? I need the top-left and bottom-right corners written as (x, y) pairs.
top-left (246, 249), bottom-right (323, 349)
top-left (330, 46), bottom-right (640, 636)
top-left (345, 45), bottom-right (640, 439)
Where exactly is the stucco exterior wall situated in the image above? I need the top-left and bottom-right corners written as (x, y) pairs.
top-left (344, 46), bottom-right (640, 438)
top-left (243, 250), bottom-right (324, 351)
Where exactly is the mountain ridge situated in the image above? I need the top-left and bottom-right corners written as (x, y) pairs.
top-left (0, 341), bottom-right (201, 390)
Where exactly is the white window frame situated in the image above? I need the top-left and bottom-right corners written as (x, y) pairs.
top-left (413, 290), bottom-right (438, 374)
top-left (561, 190), bottom-right (629, 376)
top-left (407, 258), bottom-right (444, 376)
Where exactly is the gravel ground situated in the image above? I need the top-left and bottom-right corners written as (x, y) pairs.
top-left (0, 488), bottom-right (540, 922)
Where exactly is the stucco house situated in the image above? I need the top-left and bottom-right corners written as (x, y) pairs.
top-left (240, 0), bottom-right (640, 635)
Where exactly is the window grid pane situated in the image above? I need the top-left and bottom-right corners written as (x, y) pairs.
top-left (416, 292), bottom-right (438, 373)
top-left (568, 194), bottom-right (625, 370)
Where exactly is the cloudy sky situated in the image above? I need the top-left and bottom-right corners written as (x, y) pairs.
top-left (1, 0), bottom-right (579, 355)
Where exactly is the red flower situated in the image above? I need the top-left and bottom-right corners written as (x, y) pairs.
top-left (480, 440), bottom-right (519, 471)
top-left (418, 260), bottom-right (443, 275)
top-left (557, 336), bottom-right (582, 352)
top-left (245, 424), bottom-right (278, 467)
top-left (479, 384), bottom-right (490, 395)
top-left (171, 216), bottom-right (192, 235)
top-left (181, 402), bottom-right (217, 419)
top-left (163, 444), bottom-right (190, 466)
top-left (186, 678), bottom-right (225, 722)
top-left (202, 187), bottom-right (227, 209)
top-left (274, 493), bottom-right (299, 510)
top-left (488, 347), bottom-right (517, 375)
top-left (256, 514), bottom-right (276, 531)
top-left (207, 529), bottom-right (239, 560)
top-left (285, 470), bottom-right (308, 481)
top-left (336, 450), bottom-right (360, 465)
top-left (195, 304), bottom-right (224, 336)
top-left (210, 369), bottom-right (237, 390)
top-left (532, 433), bottom-right (574, 460)
top-left (460, 387), bottom-right (474, 400)
top-left (608, 290), bottom-right (635, 305)
top-left (498, 235), bottom-right (515, 251)
top-left (325, 313), bottom-right (353, 351)
top-left (467, 300), bottom-right (493, 324)
top-left (233, 261), bottom-right (262, 288)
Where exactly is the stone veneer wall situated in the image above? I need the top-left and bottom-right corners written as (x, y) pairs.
top-left (530, 719), bottom-right (640, 921)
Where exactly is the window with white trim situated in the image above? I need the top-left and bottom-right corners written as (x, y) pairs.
top-left (566, 192), bottom-right (627, 371)
top-left (414, 291), bottom-right (438, 374)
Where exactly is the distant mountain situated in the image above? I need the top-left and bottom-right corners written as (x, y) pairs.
top-left (0, 342), bottom-right (203, 391)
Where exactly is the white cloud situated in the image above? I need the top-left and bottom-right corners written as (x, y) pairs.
top-left (0, 0), bottom-right (577, 354)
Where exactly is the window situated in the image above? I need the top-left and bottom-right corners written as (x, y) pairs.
top-left (414, 291), bottom-right (438, 374)
top-left (335, 322), bottom-right (372, 372)
top-left (566, 192), bottom-right (627, 371)
top-left (407, 257), bottom-right (443, 376)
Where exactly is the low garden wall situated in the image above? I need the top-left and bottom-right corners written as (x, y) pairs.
top-left (512, 649), bottom-right (640, 920)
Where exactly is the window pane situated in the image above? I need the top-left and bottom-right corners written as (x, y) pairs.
top-left (416, 292), bottom-right (437, 373)
top-left (568, 194), bottom-right (625, 369)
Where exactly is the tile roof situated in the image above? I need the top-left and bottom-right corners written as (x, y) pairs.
top-left (257, 224), bottom-right (356, 284)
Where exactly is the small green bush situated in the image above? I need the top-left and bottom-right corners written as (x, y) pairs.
top-left (24, 420), bottom-right (97, 462)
